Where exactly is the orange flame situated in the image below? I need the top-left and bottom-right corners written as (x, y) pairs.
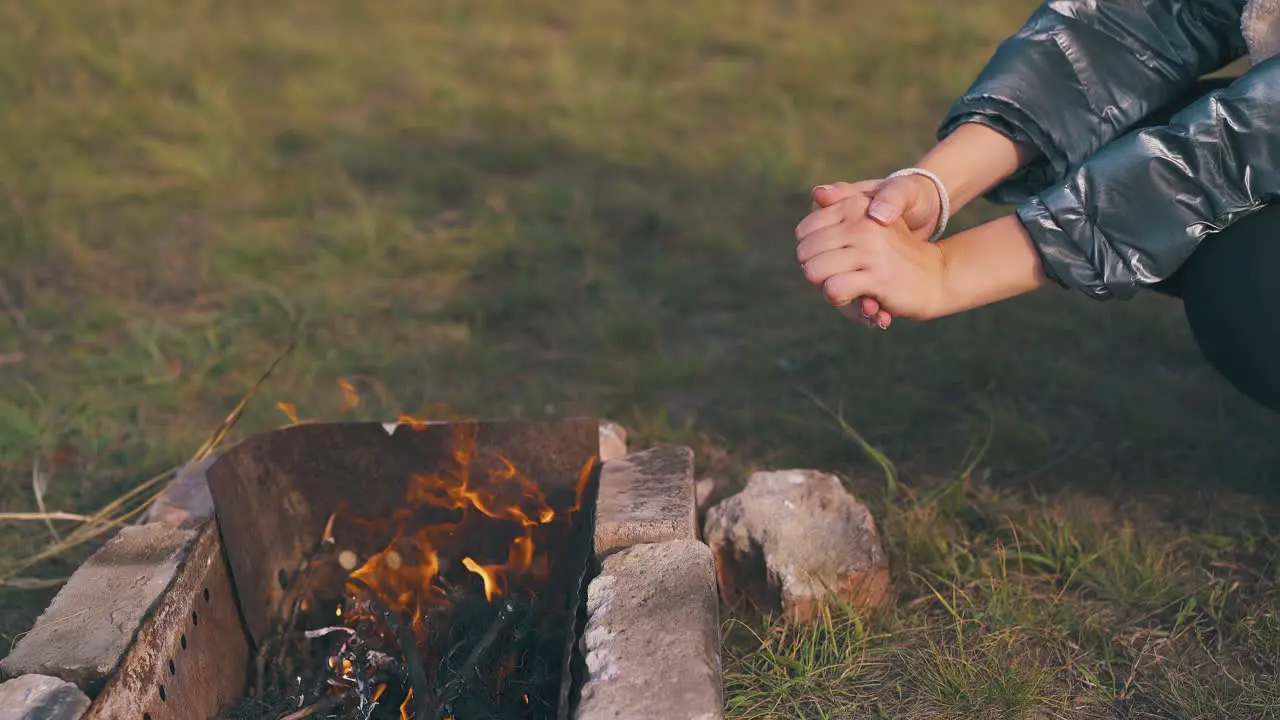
top-left (462, 557), bottom-right (501, 601)
top-left (277, 401), bottom-right (300, 425)
top-left (338, 377), bottom-right (360, 412)
top-left (335, 420), bottom-right (582, 715)
top-left (399, 688), bottom-right (414, 720)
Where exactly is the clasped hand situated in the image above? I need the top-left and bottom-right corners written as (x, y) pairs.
top-left (795, 186), bottom-right (948, 329)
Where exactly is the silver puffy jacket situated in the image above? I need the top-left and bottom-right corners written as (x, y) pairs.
top-left (939, 0), bottom-right (1280, 299)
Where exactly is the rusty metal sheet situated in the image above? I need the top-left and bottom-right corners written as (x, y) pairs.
top-left (204, 418), bottom-right (599, 647)
top-left (85, 520), bottom-right (250, 720)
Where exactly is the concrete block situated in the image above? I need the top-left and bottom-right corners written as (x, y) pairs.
top-left (0, 674), bottom-right (91, 720)
top-left (594, 446), bottom-right (695, 559)
top-left (0, 524), bottom-right (198, 696)
top-left (576, 539), bottom-right (723, 720)
top-left (598, 420), bottom-right (628, 461)
top-left (142, 455), bottom-right (216, 529)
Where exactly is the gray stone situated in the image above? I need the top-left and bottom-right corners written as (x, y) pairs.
top-left (695, 477), bottom-right (718, 512)
top-left (576, 540), bottom-right (723, 720)
top-left (142, 454), bottom-right (217, 529)
top-left (703, 469), bottom-right (890, 623)
top-left (594, 446), bottom-right (696, 559)
top-left (0, 675), bottom-right (91, 720)
top-left (598, 420), bottom-right (628, 461)
top-left (0, 524), bottom-right (198, 695)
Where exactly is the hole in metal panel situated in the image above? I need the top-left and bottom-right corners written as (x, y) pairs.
top-left (168, 658), bottom-right (176, 676)
top-left (159, 685), bottom-right (167, 702)
top-left (191, 610), bottom-right (199, 626)
top-left (180, 634), bottom-right (187, 650)
top-left (203, 586), bottom-right (210, 602)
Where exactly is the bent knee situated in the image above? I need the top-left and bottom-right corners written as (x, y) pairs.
top-left (1181, 276), bottom-right (1280, 413)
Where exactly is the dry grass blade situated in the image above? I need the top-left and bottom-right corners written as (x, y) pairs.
top-left (0, 576), bottom-right (67, 590)
top-left (191, 336), bottom-right (298, 463)
top-left (30, 459), bottom-right (61, 542)
top-left (0, 338), bottom-right (298, 584)
top-left (0, 511), bottom-right (97, 523)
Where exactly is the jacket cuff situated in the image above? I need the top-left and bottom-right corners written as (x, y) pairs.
top-left (939, 100), bottom-right (1068, 204)
top-left (1015, 195), bottom-right (1137, 301)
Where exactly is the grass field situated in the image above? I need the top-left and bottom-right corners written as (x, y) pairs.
top-left (2, 0), bottom-right (1280, 716)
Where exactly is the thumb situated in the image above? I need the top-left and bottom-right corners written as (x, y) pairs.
top-left (866, 177), bottom-right (920, 226)
top-left (811, 180), bottom-right (878, 208)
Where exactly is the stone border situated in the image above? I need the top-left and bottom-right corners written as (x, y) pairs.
top-left (575, 445), bottom-right (724, 720)
top-left (1, 421), bottom-right (724, 719)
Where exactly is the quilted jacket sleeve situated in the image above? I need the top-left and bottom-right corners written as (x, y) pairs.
top-left (1017, 58), bottom-right (1280, 299)
top-left (939, 0), bottom-right (1248, 203)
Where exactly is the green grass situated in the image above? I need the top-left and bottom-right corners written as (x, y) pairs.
top-left (1, 0), bottom-right (1279, 715)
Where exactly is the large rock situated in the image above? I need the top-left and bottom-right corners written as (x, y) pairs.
top-left (142, 455), bottom-right (217, 529)
top-left (0, 675), bottom-right (91, 720)
top-left (576, 539), bottom-right (723, 720)
top-left (594, 446), bottom-right (696, 559)
top-left (0, 524), bottom-right (198, 695)
top-left (702, 469), bottom-right (889, 622)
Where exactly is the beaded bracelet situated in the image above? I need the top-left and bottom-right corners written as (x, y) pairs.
top-left (884, 167), bottom-right (951, 243)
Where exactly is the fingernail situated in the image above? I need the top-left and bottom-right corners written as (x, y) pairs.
top-left (868, 201), bottom-right (894, 223)
top-left (876, 319), bottom-right (888, 330)
top-left (814, 185), bottom-right (832, 193)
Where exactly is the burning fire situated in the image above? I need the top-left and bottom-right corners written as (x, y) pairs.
top-left (303, 405), bottom-right (596, 718)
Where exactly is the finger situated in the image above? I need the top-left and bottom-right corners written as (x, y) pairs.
top-left (860, 296), bottom-right (880, 317)
top-left (866, 176), bottom-right (921, 225)
top-left (837, 305), bottom-right (877, 328)
top-left (873, 309), bottom-right (892, 329)
top-left (801, 247), bottom-right (863, 286)
top-left (812, 180), bottom-right (879, 208)
top-left (821, 270), bottom-right (873, 307)
top-left (795, 204), bottom-right (845, 243)
top-left (796, 222), bottom-right (860, 264)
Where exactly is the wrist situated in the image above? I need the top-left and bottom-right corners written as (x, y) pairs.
top-left (914, 123), bottom-right (1040, 212)
top-left (930, 215), bottom-right (1047, 318)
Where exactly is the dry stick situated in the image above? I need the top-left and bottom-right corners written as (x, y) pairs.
top-left (383, 608), bottom-right (433, 720)
top-left (256, 510), bottom-right (338, 697)
top-left (348, 576), bottom-right (433, 720)
top-left (276, 692), bottom-right (350, 720)
top-left (435, 597), bottom-right (522, 718)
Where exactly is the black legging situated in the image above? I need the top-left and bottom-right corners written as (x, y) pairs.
top-left (1042, 78), bottom-right (1280, 412)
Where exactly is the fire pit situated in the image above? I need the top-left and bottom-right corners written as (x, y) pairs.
top-left (0, 418), bottom-right (724, 720)
top-left (208, 418), bottom-right (599, 719)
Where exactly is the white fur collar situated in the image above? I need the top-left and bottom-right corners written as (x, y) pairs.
top-left (1244, 0), bottom-right (1280, 64)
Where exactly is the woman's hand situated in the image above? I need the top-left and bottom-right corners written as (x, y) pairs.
top-left (811, 175), bottom-right (943, 241)
top-left (807, 177), bottom-right (943, 327)
top-left (796, 197), bottom-right (948, 322)
top-left (804, 122), bottom-right (1042, 327)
